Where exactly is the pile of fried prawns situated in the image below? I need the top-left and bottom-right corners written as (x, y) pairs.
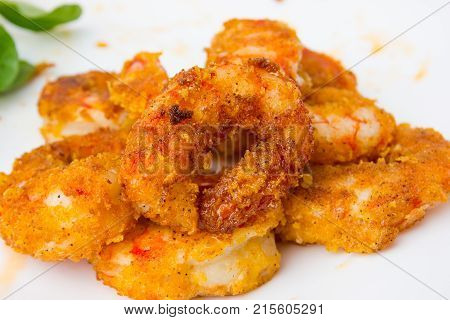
top-left (0, 19), bottom-right (448, 299)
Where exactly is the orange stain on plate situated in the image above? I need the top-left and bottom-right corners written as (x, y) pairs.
top-left (336, 255), bottom-right (353, 269)
top-left (0, 246), bottom-right (26, 293)
top-left (363, 34), bottom-right (385, 54)
top-left (414, 62), bottom-right (428, 81)
top-left (96, 41), bottom-right (109, 48)
top-left (34, 62), bottom-right (54, 78)
top-left (94, 3), bottom-right (104, 13)
top-left (173, 43), bottom-right (188, 57)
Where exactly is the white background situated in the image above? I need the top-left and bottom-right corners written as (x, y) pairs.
top-left (0, 0), bottom-right (449, 300)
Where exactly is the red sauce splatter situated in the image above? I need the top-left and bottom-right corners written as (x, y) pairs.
top-left (131, 237), bottom-right (165, 259)
top-left (411, 197), bottom-right (422, 208)
top-left (75, 188), bottom-right (88, 196)
top-left (130, 246), bottom-right (150, 258)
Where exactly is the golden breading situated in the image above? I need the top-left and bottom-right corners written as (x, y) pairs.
top-left (121, 61), bottom-right (313, 234)
top-left (2, 129), bottom-right (126, 191)
top-left (278, 124), bottom-right (450, 253)
top-left (307, 87), bottom-right (396, 164)
top-left (299, 50), bottom-right (395, 164)
top-left (299, 47), bottom-right (357, 94)
top-left (93, 211), bottom-right (281, 300)
top-left (207, 19), bottom-right (303, 84)
top-left (38, 71), bottom-right (126, 142)
top-left (0, 153), bottom-right (137, 262)
top-left (0, 131), bottom-right (135, 261)
top-left (0, 173), bottom-right (8, 196)
top-left (108, 52), bottom-right (169, 122)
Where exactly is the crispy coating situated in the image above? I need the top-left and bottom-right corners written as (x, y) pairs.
top-left (108, 52), bottom-right (169, 122)
top-left (206, 20), bottom-right (356, 92)
top-left (207, 19), bottom-right (303, 85)
top-left (2, 129), bottom-right (126, 191)
top-left (0, 131), bottom-right (135, 261)
top-left (0, 173), bottom-right (8, 197)
top-left (300, 49), bottom-right (395, 164)
top-left (0, 153), bottom-right (137, 261)
top-left (121, 61), bottom-right (313, 234)
top-left (307, 87), bottom-right (396, 164)
top-left (299, 48), bottom-right (395, 164)
top-left (278, 124), bottom-right (450, 253)
top-left (298, 49), bottom-right (395, 163)
top-left (38, 71), bottom-right (126, 142)
top-left (93, 210), bottom-right (281, 300)
top-left (299, 47), bottom-right (357, 95)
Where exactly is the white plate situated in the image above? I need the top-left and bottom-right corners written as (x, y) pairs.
top-left (0, 0), bottom-right (449, 300)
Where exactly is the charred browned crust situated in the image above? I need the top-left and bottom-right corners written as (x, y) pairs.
top-left (169, 105), bottom-right (193, 125)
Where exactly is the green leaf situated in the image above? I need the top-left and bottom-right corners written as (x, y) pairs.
top-left (5, 59), bottom-right (35, 92)
top-left (0, 1), bottom-right (82, 31)
top-left (0, 24), bottom-right (19, 92)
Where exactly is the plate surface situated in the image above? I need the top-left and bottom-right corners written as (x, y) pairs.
top-left (0, 0), bottom-right (449, 299)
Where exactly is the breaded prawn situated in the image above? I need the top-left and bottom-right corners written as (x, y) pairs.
top-left (38, 53), bottom-right (168, 142)
top-left (207, 19), bottom-right (304, 85)
top-left (307, 87), bottom-right (396, 164)
top-left (278, 124), bottom-right (450, 253)
top-left (93, 211), bottom-right (281, 300)
top-left (2, 129), bottom-right (126, 191)
top-left (0, 131), bottom-right (136, 261)
top-left (38, 71), bottom-right (126, 142)
top-left (121, 60), bottom-right (313, 234)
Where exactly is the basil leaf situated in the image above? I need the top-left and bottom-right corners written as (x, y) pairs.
top-left (0, 24), bottom-right (19, 92)
top-left (4, 59), bottom-right (35, 92)
top-left (0, 1), bottom-right (82, 31)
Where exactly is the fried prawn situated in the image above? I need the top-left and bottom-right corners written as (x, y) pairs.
top-left (38, 71), bottom-right (126, 142)
top-left (121, 61), bottom-right (313, 234)
top-left (93, 210), bottom-right (281, 299)
top-left (278, 124), bottom-right (450, 253)
top-left (38, 53), bottom-right (168, 142)
top-left (0, 131), bottom-right (136, 261)
top-left (307, 87), bottom-right (395, 164)
top-left (207, 19), bottom-right (303, 85)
